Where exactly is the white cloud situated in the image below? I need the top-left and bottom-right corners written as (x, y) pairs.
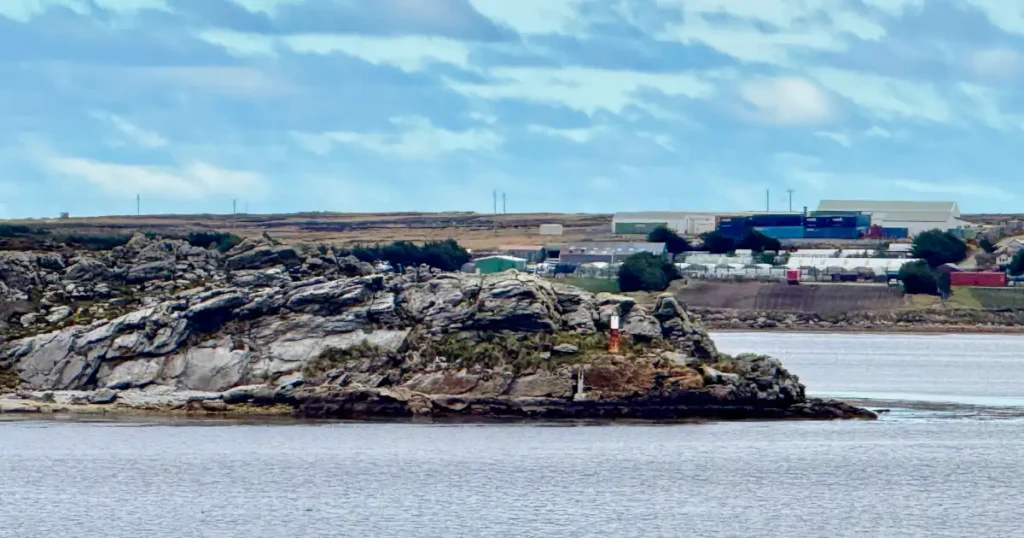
top-left (809, 67), bottom-right (952, 123)
top-left (865, 126), bottom-right (893, 138)
top-left (968, 48), bottom-right (1023, 78)
top-left (964, 0), bottom-right (1024, 37)
top-left (526, 125), bottom-right (604, 143)
top-left (44, 157), bottom-right (268, 199)
top-left (816, 131), bottom-right (851, 147)
top-left (738, 77), bottom-right (835, 125)
top-left (284, 35), bottom-right (472, 70)
top-left (0, 0), bottom-right (168, 21)
top-left (448, 67), bottom-right (719, 115)
top-left (656, 0), bottom-right (887, 66)
top-left (290, 116), bottom-right (503, 160)
top-left (894, 179), bottom-right (1011, 198)
top-left (90, 112), bottom-right (167, 148)
top-left (955, 83), bottom-right (1024, 131)
top-left (467, 0), bottom-right (583, 35)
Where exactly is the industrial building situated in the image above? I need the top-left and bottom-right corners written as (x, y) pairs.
top-left (498, 245), bottom-right (545, 263)
top-left (555, 242), bottom-right (666, 265)
top-left (611, 212), bottom-right (718, 236)
top-left (474, 256), bottom-right (527, 274)
top-left (816, 200), bottom-right (963, 236)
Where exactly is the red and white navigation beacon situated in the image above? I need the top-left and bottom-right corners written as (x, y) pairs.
top-left (609, 314), bottom-right (620, 353)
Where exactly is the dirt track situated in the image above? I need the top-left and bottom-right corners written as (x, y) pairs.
top-left (675, 281), bottom-right (905, 316)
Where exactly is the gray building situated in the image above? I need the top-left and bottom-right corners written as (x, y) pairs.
top-left (553, 242), bottom-right (667, 265)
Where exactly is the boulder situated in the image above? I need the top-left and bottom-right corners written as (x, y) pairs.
top-left (226, 246), bottom-right (301, 271)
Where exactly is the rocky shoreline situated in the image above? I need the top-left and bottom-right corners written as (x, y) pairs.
top-left (1, 234), bottom-right (875, 421)
top-left (696, 308), bottom-right (1024, 334)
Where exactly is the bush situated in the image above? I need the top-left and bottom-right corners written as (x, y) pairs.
top-left (187, 231), bottom-right (243, 253)
top-left (736, 229), bottom-right (781, 253)
top-left (338, 239), bottom-right (470, 272)
top-left (646, 225), bottom-right (689, 255)
top-left (898, 261), bottom-right (939, 295)
top-left (979, 238), bottom-right (998, 254)
top-left (1010, 251), bottom-right (1024, 276)
top-left (617, 252), bottom-right (679, 292)
top-left (912, 229), bottom-right (967, 267)
top-left (700, 231), bottom-right (734, 254)
top-left (0, 224), bottom-right (45, 237)
top-left (60, 233), bottom-right (132, 250)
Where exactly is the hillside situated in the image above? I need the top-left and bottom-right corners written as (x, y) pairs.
top-left (2, 212), bottom-right (614, 251)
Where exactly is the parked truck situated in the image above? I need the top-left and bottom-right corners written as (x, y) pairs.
top-left (786, 269), bottom-right (800, 285)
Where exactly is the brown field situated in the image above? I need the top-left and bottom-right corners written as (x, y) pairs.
top-left (675, 281), bottom-right (905, 316)
top-left (4, 212), bottom-right (616, 250)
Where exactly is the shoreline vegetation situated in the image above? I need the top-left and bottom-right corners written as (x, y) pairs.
top-left (1, 233), bottom-right (874, 422)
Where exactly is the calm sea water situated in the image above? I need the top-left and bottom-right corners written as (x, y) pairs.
top-left (2, 333), bottom-right (1024, 538)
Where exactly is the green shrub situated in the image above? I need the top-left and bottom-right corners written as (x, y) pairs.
top-left (699, 231), bottom-right (734, 254)
top-left (912, 230), bottom-right (967, 267)
top-left (646, 225), bottom-right (689, 255)
top-left (0, 224), bottom-right (45, 237)
top-left (337, 239), bottom-right (470, 272)
top-left (737, 229), bottom-right (781, 253)
top-left (60, 233), bottom-right (132, 250)
top-left (187, 231), bottom-right (243, 253)
top-left (898, 261), bottom-right (939, 295)
top-left (618, 252), bottom-right (679, 292)
top-left (1010, 251), bottom-right (1024, 276)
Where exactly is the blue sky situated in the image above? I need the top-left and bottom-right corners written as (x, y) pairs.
top-left (3, 0), bottom-right (1024, 217)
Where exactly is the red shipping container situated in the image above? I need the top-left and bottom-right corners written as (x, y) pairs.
top-left (949, 272), bottom-right (1007, 287)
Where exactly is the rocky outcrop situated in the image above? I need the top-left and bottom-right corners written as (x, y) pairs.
top-left (0, 237), bottom-right (874, 421)
top-left (0, 235), bottom-right (874, 420)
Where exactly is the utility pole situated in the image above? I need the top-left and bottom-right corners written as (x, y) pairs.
top-left (233, 199), bottom-right (237, 215)
top-left (766, 189), bottom-right (770, 212)
top-left (786, 189), bottom-right (795, 212)
top-left (493, 190), bottom-right (497, 214)
top-left (502, 192), bottom-right (506, 214)
top-left (136, 194), bottom-right (140, 216)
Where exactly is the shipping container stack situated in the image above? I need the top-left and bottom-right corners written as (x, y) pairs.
top-left (802, 213), bottom-right (869, 240)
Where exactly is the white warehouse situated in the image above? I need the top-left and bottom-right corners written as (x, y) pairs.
top-left (612, 211), bottom-right (718, 236)
top-left (816, 200), bottom-right (964, 236)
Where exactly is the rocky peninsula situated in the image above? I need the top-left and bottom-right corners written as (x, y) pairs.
top-left (0, 234), bottom-right (873, 421)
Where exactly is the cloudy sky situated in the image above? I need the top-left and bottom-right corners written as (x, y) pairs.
top-left (2, 0), bottom-right (1024, 218)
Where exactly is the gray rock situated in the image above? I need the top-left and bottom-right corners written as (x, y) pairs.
top-left (64, 258), bottom-right (111, 282)
top-left (19, 313), bottom-right (39, 327)
top-left (507, 371), bottom-right (572, 398)
top-left (552, 344), bottom-right (579, 355)
top-left (621, 306), bottom-right (662, 341)
top-left (126, 261), bottom-right (175, 284)
top-left (45, 306), bottom-right (73, 324)
top-left (87, 388), bottom-right (118, 404)
top-left (337, 255), bottom-right (375, 277)
top-left (226, 246), bottom-right (300, 271)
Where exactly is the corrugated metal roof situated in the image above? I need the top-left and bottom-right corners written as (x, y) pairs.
top-left (871, 211), bottom-right (959, 223)
top-left (557, 242), bottom-right (665, 255)
top-left (817, 200), bottom-right (959, 215)
top-left (475, 255), bottom-right (527, 262)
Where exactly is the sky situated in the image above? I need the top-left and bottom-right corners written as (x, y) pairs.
top-left (3, 0), bottom-right (1024, 218)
